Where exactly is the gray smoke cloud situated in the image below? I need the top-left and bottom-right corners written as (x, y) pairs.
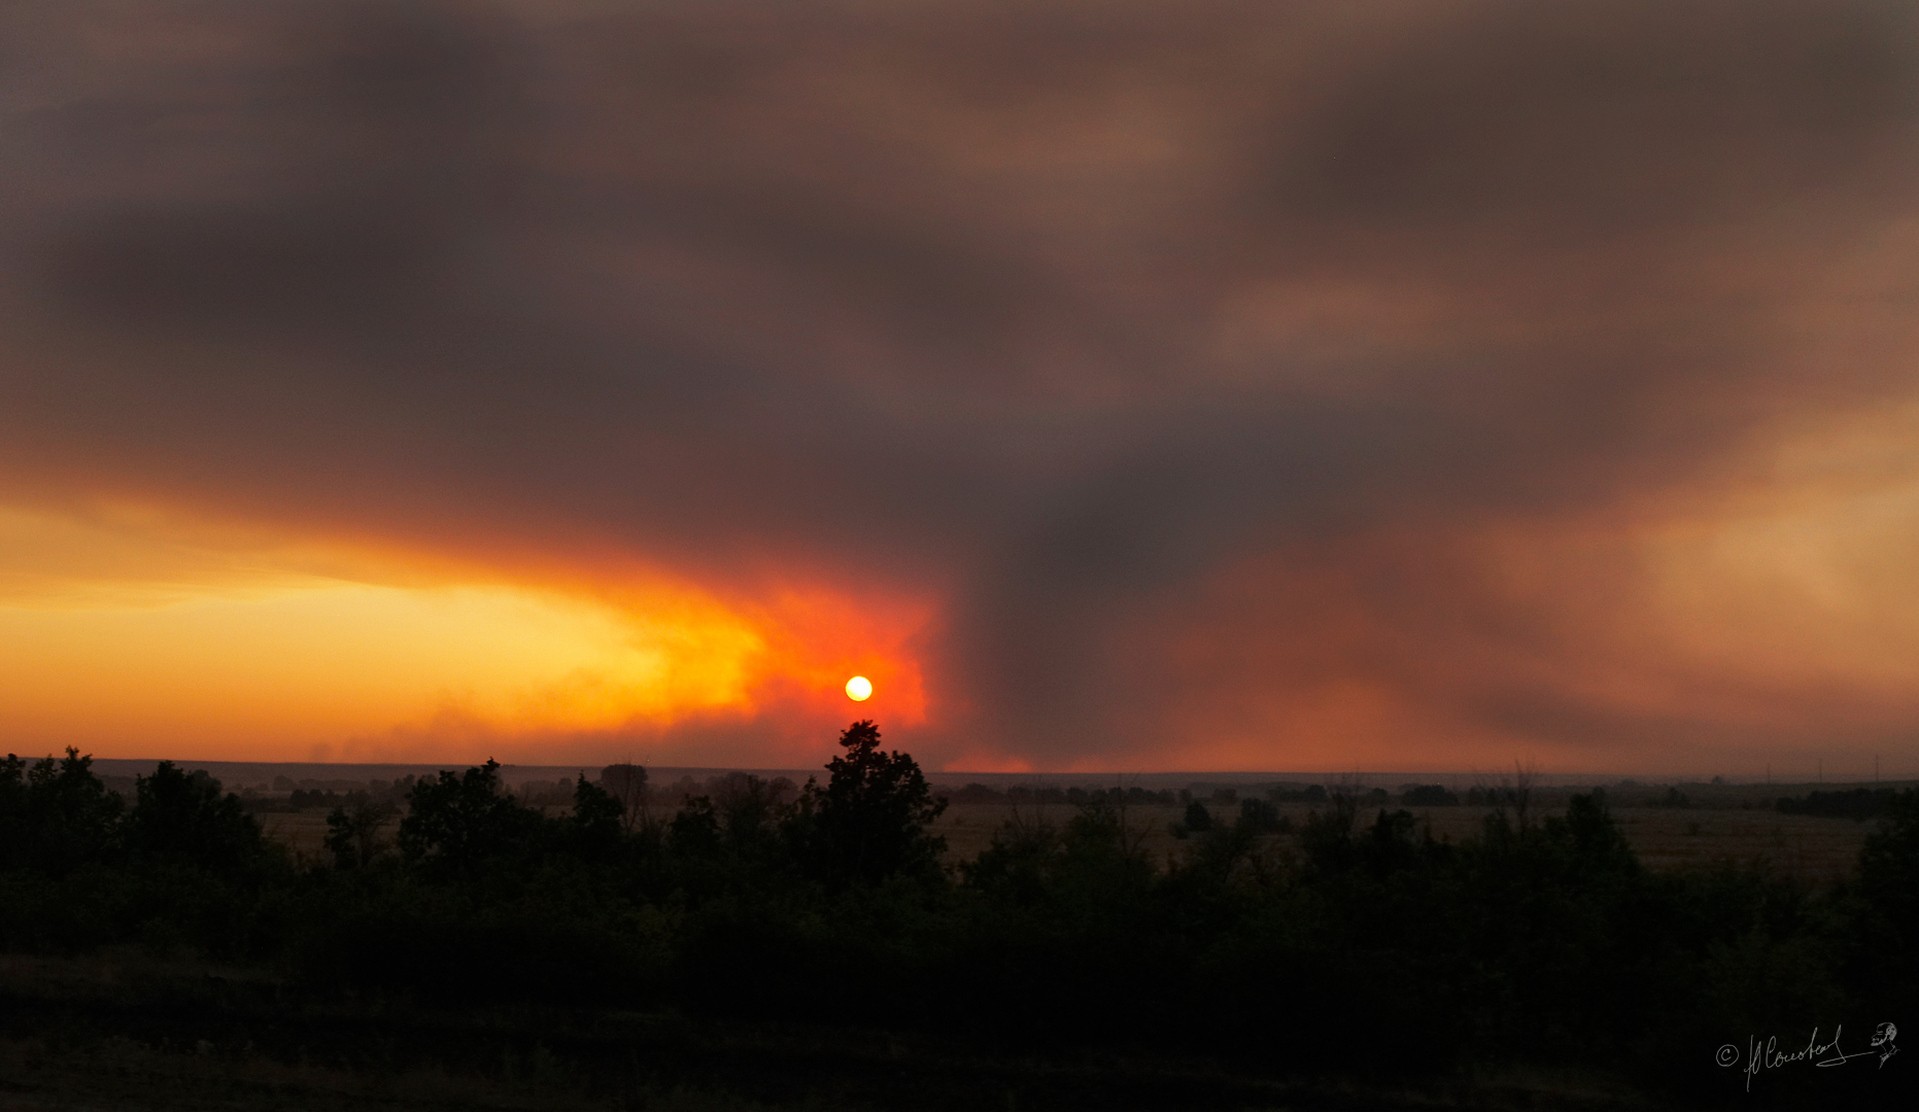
top-left (4, 1), bottom-right (1917, 768)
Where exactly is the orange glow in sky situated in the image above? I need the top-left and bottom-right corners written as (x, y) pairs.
top-left (0, 503), bottom-right (927, 764)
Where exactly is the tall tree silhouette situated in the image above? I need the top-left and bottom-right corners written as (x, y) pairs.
top-left (797, 720), bottom-right (946, 889)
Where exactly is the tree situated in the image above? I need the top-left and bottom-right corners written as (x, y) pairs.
top-left (0, 748), bottom-right (124, 875)
top-left (1182, 800), bottom-right (1214, 833)
top-left (1848, 788), bottom-right (1919, 1002)
top-left (565, 774), bottom-right (626, 861)
top-left (796, 720), bottom-right (947, 888)
top-left (397, 760), bottom-right (543, 872)
top-left (1298, 787), bottom-right (1363, 876)
top-left (707, 774), bottom-right (790, 862)
top-left (1401, 784), bottom-right (1459, 807)
top-left (669, 795), bottom-right (723, 858)
top-left (1546, 790), bottom-right (1636, 876)
top-left (961, 803), bottom-right (1060, 903)
top-left (125, 761), bottom-right (265, 875)
top-left (324, 798), bottom-right (397, 869)
top-left (598, 763), bottom-right (649, 832)
top-left (1237, 796), bottom-right (1285, 833)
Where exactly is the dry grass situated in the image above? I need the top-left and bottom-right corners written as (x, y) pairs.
top-left (929, 789), bottom-right (1879, 884)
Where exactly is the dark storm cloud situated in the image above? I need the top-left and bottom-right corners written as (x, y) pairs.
top-left (4, 0), bottom-right (1917, 764)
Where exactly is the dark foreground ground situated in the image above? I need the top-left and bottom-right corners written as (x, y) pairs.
top-left (0, 953), bottom-right (1661, 1112)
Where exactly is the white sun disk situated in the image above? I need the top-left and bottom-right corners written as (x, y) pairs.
top-left (845, 675), bottom-right (873, 701)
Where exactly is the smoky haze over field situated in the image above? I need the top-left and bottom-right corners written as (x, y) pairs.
top-left (110, 761), bottom-right (1496, 792)
top-left (4, 1), bottom-right (1919, 773)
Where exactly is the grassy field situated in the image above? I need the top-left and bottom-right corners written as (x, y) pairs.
top-left (933, 799), bottom-right (1874, 883)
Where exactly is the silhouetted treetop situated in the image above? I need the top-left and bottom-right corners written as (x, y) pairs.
top-left (565, 774), bottom-right (626, 861)
top-left (125, 760), bottom-right (266, 875)
top-left (797, 720), bottom-right (946, 888)
top-left (1181, 799), bottom-right (1214, 834)
top-left (396, 759), bottom-right (543, 872)
top-left (0, 748), bottom-right (124, 876)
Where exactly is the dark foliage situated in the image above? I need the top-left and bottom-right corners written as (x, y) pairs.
top-left (0, 749), bottom-right (124, 876)
top-left (124, 761), bottom-right (269, 877)
top-left (1236, 797), bottom-right (1286, 833)
top-left (793, 720), bottom-right (947, 889)
top-left (598, 762), bottom-right (648, 831)
top-left (2, 736), bottom-right (1912, 1107)
top-left (1399, 782), bottom-right (1459, 806)
top-left (395, 759), bottom-right (545, 874)
top-left (1180, 799), bottom-right (1213, 833)
top-left (323, 798), bottom-right (397, 870)
top-left (565, 774), bottom-right (627, 860)
top-left (1777, 787), bottom-right (1897, 820)
top-left (1843, 787), bottom-right (1919, 1011)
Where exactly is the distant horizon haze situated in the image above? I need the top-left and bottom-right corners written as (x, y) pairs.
top-left (60, 756), bottom-right (1917, 793)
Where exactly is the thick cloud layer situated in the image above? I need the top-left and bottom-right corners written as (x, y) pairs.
top-left (5, 1), bottom-right (1918, 770)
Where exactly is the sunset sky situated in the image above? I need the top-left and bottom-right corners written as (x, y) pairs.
top-left (4, 0), bottom-right (1918, 776)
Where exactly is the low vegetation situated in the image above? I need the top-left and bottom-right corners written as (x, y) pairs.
top-left (2, 731), bottom-right (1914, 1109)
top-left (1775, 787), bottom-right (1901, 821)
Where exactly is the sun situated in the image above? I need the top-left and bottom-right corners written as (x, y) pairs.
top-left (844, 675), bottom-right (873, 702)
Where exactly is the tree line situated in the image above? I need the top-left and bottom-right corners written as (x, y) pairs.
top-left (3, 724), bottom-right (1916, 1103)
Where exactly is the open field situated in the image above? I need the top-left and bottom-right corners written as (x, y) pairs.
top-left (936, 796), bottom-right (1878, 883)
